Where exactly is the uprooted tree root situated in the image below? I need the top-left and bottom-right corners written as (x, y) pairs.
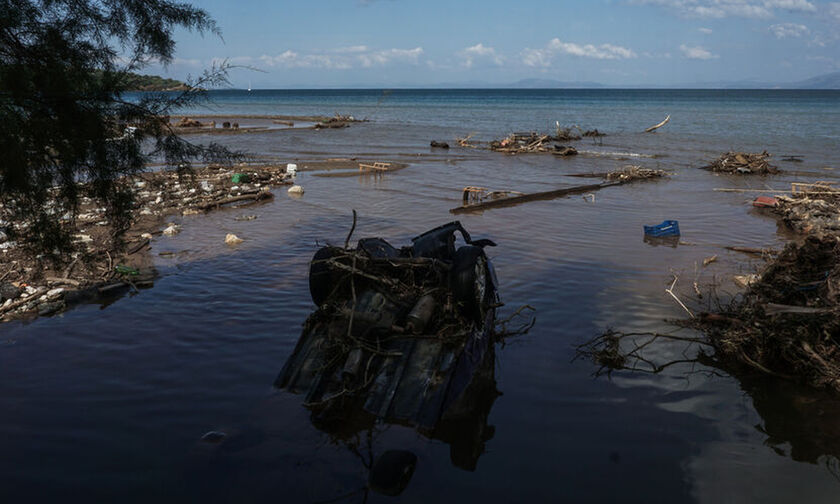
top-left (578, 235), bottom-right (840, 392)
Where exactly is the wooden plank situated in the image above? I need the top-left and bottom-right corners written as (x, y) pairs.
top-left (450, 181), bottom-right (620, 214)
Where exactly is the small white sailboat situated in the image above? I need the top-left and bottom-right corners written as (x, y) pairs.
top-left (247, 80), bottom-right (252, 92)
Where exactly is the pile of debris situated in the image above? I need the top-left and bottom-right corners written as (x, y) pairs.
top-left (774, 182), bottom-right (840, 235)
top-left (490, 132), bottom-right (554, 153)
top-left (314, 113), bottom-right (363, 130)
top-left (605, 166), bottom-right (667, 182)
top-left (704, 151), bottom-right (779, 175)
top-left (276, 221), bottom-right (501, 422)
top-left (695, 235), bottom-right (840, 391)
top-left (555, 126), bottom-right (582, 142)
top-left (0, 163), bottom-right (294, 322)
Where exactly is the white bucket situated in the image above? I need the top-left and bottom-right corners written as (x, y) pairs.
top-left (286, 163), bottom-right (298, 176)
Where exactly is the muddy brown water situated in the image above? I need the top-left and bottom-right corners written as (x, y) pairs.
top-left (2, 89), bottom-right (840, 502)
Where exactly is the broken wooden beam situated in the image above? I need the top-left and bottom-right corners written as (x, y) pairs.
top-left (645, 115), bottom-right (670, 133)
top-left (450, 181), bottom-right (620, 214)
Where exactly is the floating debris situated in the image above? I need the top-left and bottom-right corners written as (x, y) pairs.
top-left (704, 151), bottom-right (779, 175)
top-left (224, 233), bottom-right (243, 245)
top-left (774, 182), bottom-right (840, 234)
top-left (604, 166), bottom-right (667, 182)
top-left (644, 115), bottom-right (670, 133)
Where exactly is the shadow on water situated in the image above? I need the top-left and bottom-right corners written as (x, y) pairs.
top-left (728, 365), bottom-right (840, 474)
top-left (579, 328), bottom-right (840, 482)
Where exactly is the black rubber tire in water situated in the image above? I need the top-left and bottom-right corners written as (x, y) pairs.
top-left (450, 245), bottom-right (489, 322)
top-left (309, 247), bottom-right (341, 306)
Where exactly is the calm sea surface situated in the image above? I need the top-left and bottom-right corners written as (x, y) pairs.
top-left (2, 89), bottom-right (840, 503)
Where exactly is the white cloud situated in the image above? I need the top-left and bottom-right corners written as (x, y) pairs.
top-left (358, 47), bottom-right (423, 67)
top-left (522, 38), bottom-right (637, 67)
top-left (632, 0), bottom-right (816, 19)
top-left (459, 43), bottom-right (504, 68)
top-left (698, 27), bottom-right (714, 33)
top-left (830, 2), bottom-right (840, 21)
top-left (256, 46), bottom-right (423, 69)
top-left (679, 44), bottom-right (719, 59)
top-left (769, 22), bottom-right (809, 38)
top-left (332, 45), bottom-right (370, 54)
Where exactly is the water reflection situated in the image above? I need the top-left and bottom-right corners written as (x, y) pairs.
top-left (731, 368), bottom-right (840, 469)
top-left (293, 344), bottom-right (500, 475)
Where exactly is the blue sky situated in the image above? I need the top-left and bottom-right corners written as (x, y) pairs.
top-left (147, 0), bottom-right (840, 87)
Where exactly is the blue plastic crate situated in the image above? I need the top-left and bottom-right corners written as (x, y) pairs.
top-left (644, 220), bottom-right (680, 237)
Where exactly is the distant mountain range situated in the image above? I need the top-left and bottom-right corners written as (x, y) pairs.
top-left (506, 72), bottom-right (840, 90)
top-left (225, 71), bottom-right (840, 90)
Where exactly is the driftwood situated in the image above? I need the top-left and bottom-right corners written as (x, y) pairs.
top-left (0, 288), bottom-right (47, 315)
top-left (127, 238), bottom-right (150, 255)
top-left (452, 166), bottom-right (666, 213)
top-left (644, 115), bottom-right (670, 133)
top-left (451, 182), bottom-right (619, 214)
top-left (725, 246), bottom-right (776, 256)
top-left (195, 190), bottom-right (273, 211)
top-left (45, 277), bottom-right (82, 286)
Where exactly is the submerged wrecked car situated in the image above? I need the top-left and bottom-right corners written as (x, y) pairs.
top-left (275, 221), bottom-right (500, 443)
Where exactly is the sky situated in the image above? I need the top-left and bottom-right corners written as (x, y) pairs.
top-left (145, 0), bottom-right (840, 88)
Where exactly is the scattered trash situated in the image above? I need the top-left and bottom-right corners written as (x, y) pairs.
top-left (605, 166), bottom-right (666, 182)
top-left (225, 233), bottom-right (243, 245)
top-left (703, 255), bottom-right (718, 267)
top-left (490, 132), bottom-right (556, 154)
top-left (733, 274), bottom-right (760, 288)
top-left (114, 265), bottom-right (139, 276)
top-left (162, 223), bottom-right (181, 236)
top-left (753, 196), bottom-right (779, 208)
top-left (231, 173), bottom-right (251, 184)
top-left (704, 151), bottom-right (779, 175)
top-left (775, 182), bottom-right (840, 234)
top-left (286, 163), bottom-right (297, 177)
top-left (643, 220), bottom-right (680, 237)
top-left (288, 185), bottom-right (304, 195)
